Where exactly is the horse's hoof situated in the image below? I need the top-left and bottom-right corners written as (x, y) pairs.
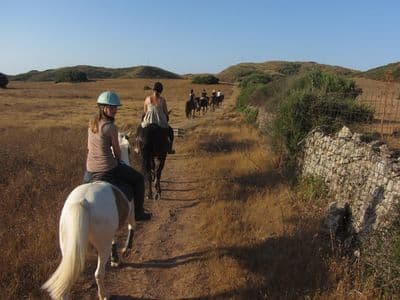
top-left (98, 293), bottom-right (109, 300)
top-left (110, 260), bottom-right (120, 268)
top-left (121, 248), bottom-right (131, 258)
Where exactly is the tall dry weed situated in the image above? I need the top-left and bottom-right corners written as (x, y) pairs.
top-left (0, 127), bottom-right (87, 298)
top-left (0, 78), bottom-right (234, 298)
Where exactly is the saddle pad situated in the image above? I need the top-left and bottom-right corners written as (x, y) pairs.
top-left (111, 186), bottom-right (130, 228)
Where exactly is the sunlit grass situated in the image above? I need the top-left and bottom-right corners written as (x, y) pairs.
top-left (0, 78), bottom-right (233, 298)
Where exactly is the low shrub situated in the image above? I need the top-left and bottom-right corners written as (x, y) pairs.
top-left (243, 106), bottom-right (258, 124)
top-left (236, 84), bottom-right (259, 111)
top-left (235, 69), bottom-right (373, 158)
top-left (296, 175), bottom-right (329, 202)
top-left (192, 74), bottom-right (219, 84)
top-left (271, 90), bottom-right (373, 157)
top-left (239, 72), bottom-right (272, 88)
top-left (54, 70), bottom-right (88, 83)
top-left (278, 62), bottom-right (301, 76)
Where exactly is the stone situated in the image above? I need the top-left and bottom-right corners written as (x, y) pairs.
top-left (337, 126), bottom-right (352, 139)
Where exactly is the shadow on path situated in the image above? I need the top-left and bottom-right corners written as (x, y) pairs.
top-left (123, 250), bottom-right (211, 269)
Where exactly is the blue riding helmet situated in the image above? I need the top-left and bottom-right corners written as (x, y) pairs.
top-left (97, 91), bottom-right (122, 106)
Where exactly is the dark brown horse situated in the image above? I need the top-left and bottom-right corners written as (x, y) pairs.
top-left (196, 96), bottom-right (209, 114)
top-left (185, 98), bottom-right (197, 118)
top-left (135, 124), bottom-right (169, 200)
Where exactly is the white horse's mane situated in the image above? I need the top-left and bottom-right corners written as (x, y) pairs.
top-left (115, 132), bottom-right (131, 166)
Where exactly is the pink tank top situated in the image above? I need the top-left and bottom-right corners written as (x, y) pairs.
top-left (86, 119), bottom-right (118, 172)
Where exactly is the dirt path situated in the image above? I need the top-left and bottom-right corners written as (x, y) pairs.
top-left (84, 89), bottom-right (240, 299)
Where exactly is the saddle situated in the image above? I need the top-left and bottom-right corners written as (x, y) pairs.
top-left (82, 171), bottom-right (134, 202)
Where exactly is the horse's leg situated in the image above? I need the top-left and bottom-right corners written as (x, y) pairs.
top-left (147, 167), bottom-right (153, 200)
top-left (95, 243), bottom-right (111, 300)
top-left (154, 156), bottom-right (166, 200)
top-left (122, 205), bottom-right (135, 257)
top-left (90, 210), bottom-right (117, 299)
top-left (142, 155), bottom-right (153, 200)
top-left (110, 241), bottom-right (120, 267)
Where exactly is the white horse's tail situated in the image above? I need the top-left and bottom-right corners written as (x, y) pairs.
top-left (42, 199), bottom-right (90, 299)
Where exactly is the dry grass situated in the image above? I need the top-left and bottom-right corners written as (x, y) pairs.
top-left (1, 78), bottom-right (387, 298)
top-left (0, 79), bottom-right (233, 130)
top-left (0, 79), bottom-right (232, 298)
top-left (177, 107), bottom-right (377, 298)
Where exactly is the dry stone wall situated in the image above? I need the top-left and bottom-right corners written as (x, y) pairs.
top-left (300, 126), bottom-right (400, 239)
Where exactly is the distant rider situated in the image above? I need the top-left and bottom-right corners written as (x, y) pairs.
top-left (141, 82), bottom-right (175, 154)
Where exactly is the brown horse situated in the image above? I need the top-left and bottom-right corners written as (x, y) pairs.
top-left (185, 98), bottom-right (197, 118)
top-left (135, 124), bottom-right (169, 200)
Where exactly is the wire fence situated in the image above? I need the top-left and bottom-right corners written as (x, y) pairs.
top-left (357, 89), bottom-right (400, 137)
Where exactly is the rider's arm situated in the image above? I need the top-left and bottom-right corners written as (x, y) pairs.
top-left (104, 124), bottom-right (121, 160)
top-left (143, 97), bottom-right (149, 113)
top-left (162, 98), bottom-right (170, 122)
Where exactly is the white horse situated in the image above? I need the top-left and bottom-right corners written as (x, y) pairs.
top-left (42, 133), bottom-right (136, 300)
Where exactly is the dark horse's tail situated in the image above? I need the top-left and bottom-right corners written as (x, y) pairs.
top-left (140, 124), bottom-right (169, 199)
top-left (141, 124), bottom-right (169, 171)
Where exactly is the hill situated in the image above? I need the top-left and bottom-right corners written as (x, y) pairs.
top-left (9, 65), bottom-right (182, 81)
top-left (217, 61), bottom-right (360, 83)
top-left (360, 61), bottom-right (400, 82)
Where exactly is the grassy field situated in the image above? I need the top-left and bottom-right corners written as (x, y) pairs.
top-left (0, 79), bottom-right (232, 298)
top-left (0, 79), bottom-right (232, 130)
top-left (1, 77), bottom-right (392, 298)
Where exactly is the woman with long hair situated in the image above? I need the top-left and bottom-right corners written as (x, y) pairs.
top-left (86, 91), bottom-right (151, 221)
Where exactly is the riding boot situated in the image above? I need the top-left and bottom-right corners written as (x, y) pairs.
top-left (135, 209), bottom-right (152, 221)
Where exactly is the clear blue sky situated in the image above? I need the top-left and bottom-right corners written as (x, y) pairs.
top-left (1, 0), bottom-right (399, 75)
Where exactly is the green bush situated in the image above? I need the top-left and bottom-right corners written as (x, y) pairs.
top-left (236, 84), bottom-right (260, 111)
top-left (235, 69), bottom-right (372, 159)
top-left (269, 70), bottom-right (372, 157)
top-left (192, 74), bottom-right (219, 84)
top-left (243, 106), bottom-right (259, 123)
top-left (271, 90), bottom-right (373, 157)
top-left (239, 72), bottom-right (272, 88)
top-left (305, 70), bottom-right (362, 99)
top-left (0, 72), bottom-right (9, 88)
top-left (54, 70), bottom-right (88, 83)
top-left (279, 62), bottom-right (301, 76)
top-left (296, 175), bottom-right (329, 202)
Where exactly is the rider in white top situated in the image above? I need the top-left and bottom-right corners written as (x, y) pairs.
top-left (141, 82), bottom-right (175, 154)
